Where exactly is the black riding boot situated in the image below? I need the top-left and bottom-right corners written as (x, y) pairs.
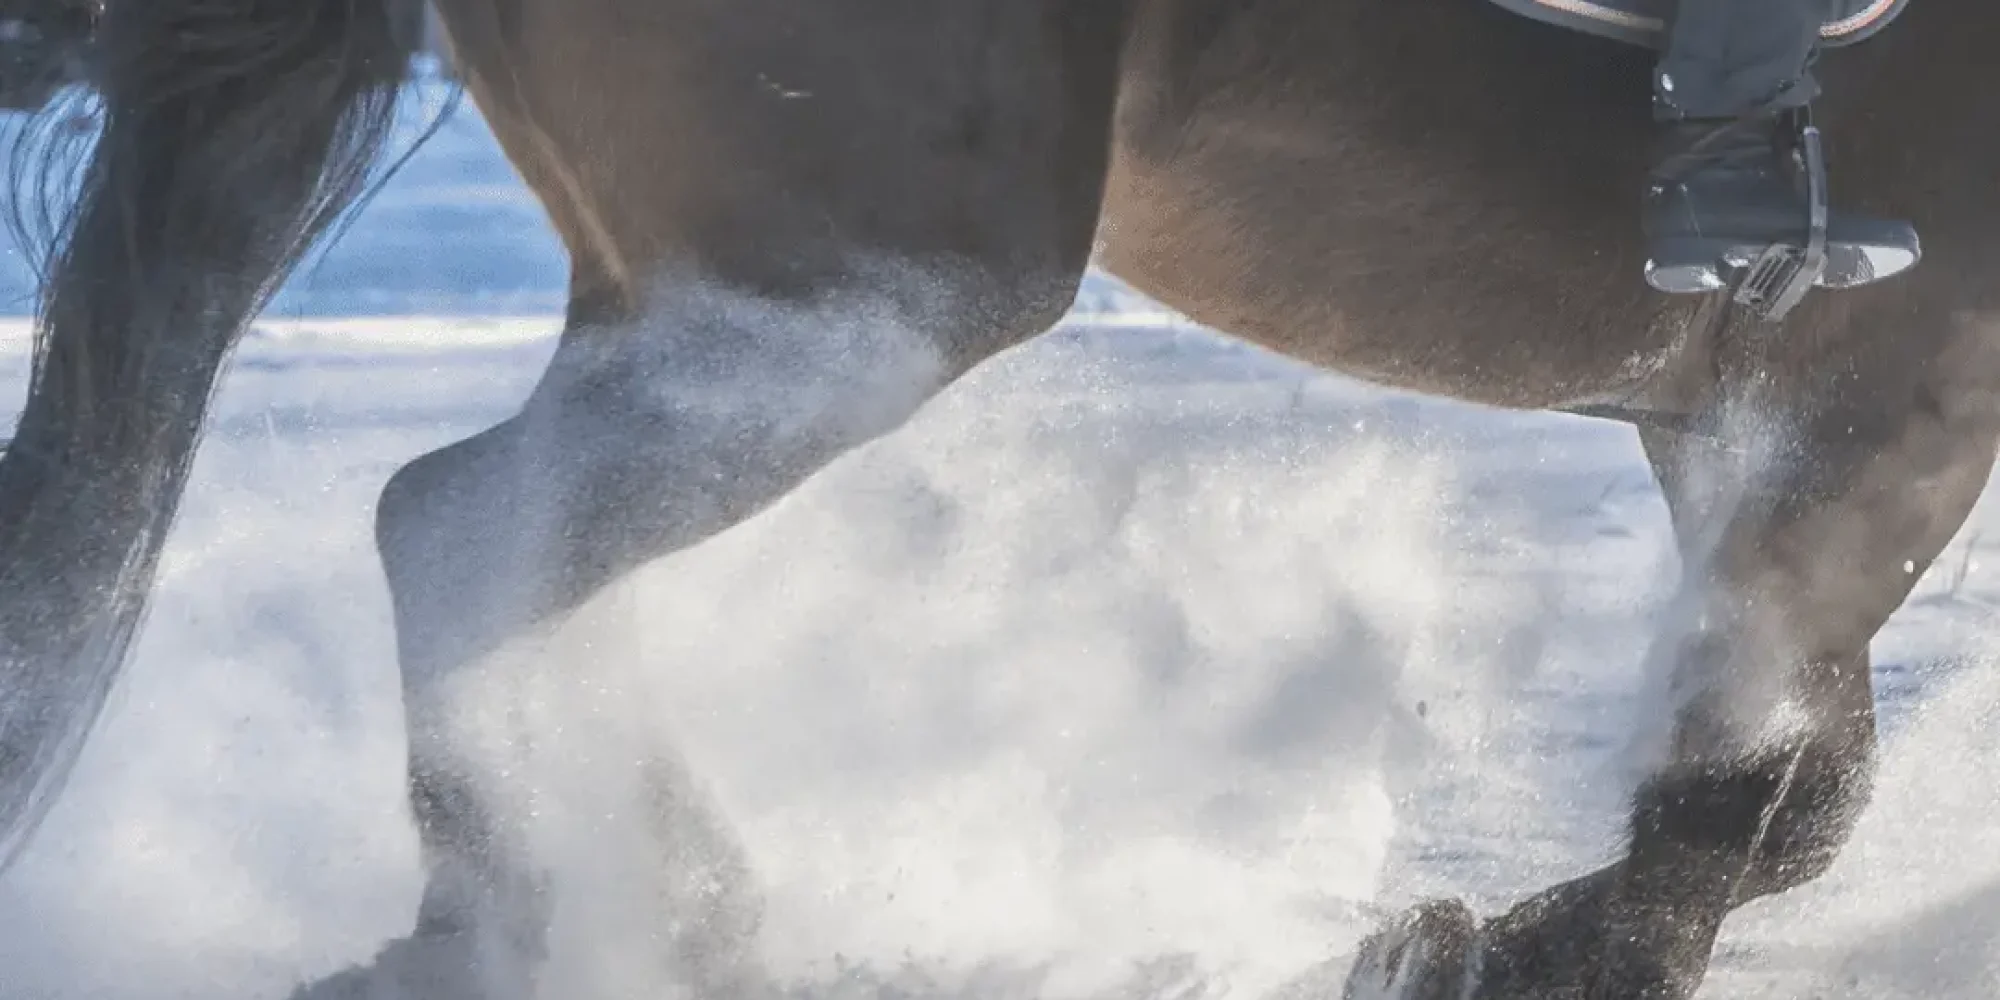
top-left (1643, 0), bottom-right (1919, 298)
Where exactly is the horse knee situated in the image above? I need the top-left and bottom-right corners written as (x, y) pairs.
top-left (1745, 738), bottom-right (1875, 894)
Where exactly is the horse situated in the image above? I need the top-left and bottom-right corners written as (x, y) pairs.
top-left (0, 0), bottom-right (1995, 997)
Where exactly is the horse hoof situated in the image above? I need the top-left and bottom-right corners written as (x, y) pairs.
top-left (1343, 899), bottom-right (1481, 1000)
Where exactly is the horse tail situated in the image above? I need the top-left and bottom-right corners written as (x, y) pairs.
top-left (0, 0), bottom-right (412, 869)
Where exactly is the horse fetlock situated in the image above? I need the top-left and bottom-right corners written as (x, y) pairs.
top-left (1348, 881), bottom-right (1712, 1000)
top-left (1468, 867), bottom-right (1717, 1000)
top-left (1629, 743), bottom-right (1865, 902)
top-left (1631, 760), bottom-right (1798, 869)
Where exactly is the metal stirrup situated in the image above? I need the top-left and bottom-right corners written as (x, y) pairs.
top-left (1730, 108), bottom-right (1829, 323)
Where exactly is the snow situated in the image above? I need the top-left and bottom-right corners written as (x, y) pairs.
top-left (0, 77), bottom-right (1998, 999)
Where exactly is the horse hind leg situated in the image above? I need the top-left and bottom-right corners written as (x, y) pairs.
top-left (363, 273), bottom-right (992, 1000)
top-left (288, 1), bottom-right (1135, 996)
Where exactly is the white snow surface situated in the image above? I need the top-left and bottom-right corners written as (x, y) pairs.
top-left (0, 79), bottom-right (1999, 1000)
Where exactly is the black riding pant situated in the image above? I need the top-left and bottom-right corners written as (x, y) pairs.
top-left (1653, 0), bottom-right (1832, 119)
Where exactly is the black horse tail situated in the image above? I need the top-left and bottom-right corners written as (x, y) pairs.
top-left (0, 0), bottom-right (412, 869)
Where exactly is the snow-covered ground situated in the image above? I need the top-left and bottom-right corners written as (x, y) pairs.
top-left (1, 79), bottom-right (1999, 1000)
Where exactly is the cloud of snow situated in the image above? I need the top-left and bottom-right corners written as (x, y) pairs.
top-left (0, 297), bottom-right (1681, 1000)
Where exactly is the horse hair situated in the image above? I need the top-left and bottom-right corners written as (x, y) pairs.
top-left (0, 0), bottom-right (413, 868)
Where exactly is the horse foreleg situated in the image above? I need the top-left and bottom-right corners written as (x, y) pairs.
top-left (1491, 333), bottom-right (2000, 997)
top-left (1350, 303), bottom-right (2000, 999)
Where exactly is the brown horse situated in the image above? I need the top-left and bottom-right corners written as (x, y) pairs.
top-left (0, 0), bottom-right (1995, 997)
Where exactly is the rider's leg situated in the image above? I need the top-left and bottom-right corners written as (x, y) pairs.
top-left (1642, 0), bottom-right (1920, 296)
top-left (1655, 0), bottom-right (1825, 117)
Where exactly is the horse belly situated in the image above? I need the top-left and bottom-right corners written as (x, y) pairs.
top-left (1096, 135), bottom-right (1685, 411)
top-left (1097, 0), bottom-right (1687, 409)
